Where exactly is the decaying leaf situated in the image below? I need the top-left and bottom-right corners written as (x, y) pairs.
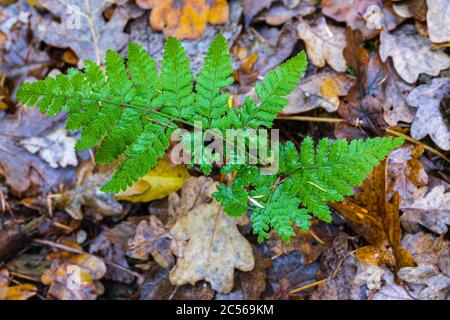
top-left (332, 162), bottom-right (416, 270)
top-left (242, 0), bottom-right (275, 27)
top-left (398, 264), bottom-right (450, 299)
top-left (282, 71), bottom-right (355, 114)
top-left (137, 0), bottom-right (229, 40)
top-left (392, 0), bottom-right (427, 22)
top-left (0, 107), bottom-right (76, 194)
top-left (19, 128), bottom-right (77, 169)
top-left (400, 186), bottom-right (450, 235)
top-left (387, 144), bottom-right (429, 202)
top-left (407, 77), bottom-right (450, 151)
top-left (53, 161), bottom-right (123, 220)
top-left (321, 0), bottom-right (402, 39)
top-left (0, 268), bottom-right (37, 300)
top-left (379, 24), bottom-right (450, 83)
top-left (116, 156), bottom-right (190, 203)
top-left (128, 216), bottom-right (174, 269)
top-left (401, 231), bottom-right (449, 265)
top-left (41, 241), bottom-right (107, 300)
top-left (169, 177), bottom-right (254, 293)
top-left (426, 0), bottom-right (450, 43)
top-left (32, 0), bottom-right (131, 64)
top-left (297, 17), bottom-right (347, 72)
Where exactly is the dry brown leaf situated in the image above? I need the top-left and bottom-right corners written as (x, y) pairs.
top-left (426, 0), bottom-right (450, 43)
top-left (321, 0), bottom-right (402, 39)
top-left (169, 178), bottom-right (254, 293)
top-left (53, 161), bottom-right (123, 220)
top-left (379, 24), bottom-right (450, 83)
top-left (332, 162), bottom-right (416, 270)
top-left (407, 77), bottom-right (450, 151)
top-left (400, 186), bottom-right (450, 235)
top-left (398, 264), bottom-right (450, 299)
top-left (0, 268), bottom-right (37, 300)
top-left (387, 144), bottom-right (429, 202)
top-left (242, 0), bottom-right (275, 27)
top-left (282, 71), bottom-right (355, 114)
top-left (32, 0), bottom-right (131, 64)
top-left (297, 17), bottom-right (347, 72)
top-left (42, 241), bottom-right (106, 300)
top-left (127, 216), bottom-right (174, 269)
top-left (138, 0), bottom-right (229, 40)
top-left (401, 231), bottom-right (449, 265)
top-left (392, 0), bottom-right (427, 21)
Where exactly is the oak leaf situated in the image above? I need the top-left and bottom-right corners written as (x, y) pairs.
top-left (426, 0), bottom-right (450, 43)
top-left (407, 77), bottom-right (450, 151)
top-left (297, 17), bottom-right (347, 72)
top-left (379, 24), bottom-right (450, 83)
top-left (169, 178), bottom-right (254, 293)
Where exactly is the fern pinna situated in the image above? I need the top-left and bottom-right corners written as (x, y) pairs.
top-left (17, 35), bottom-right (403, 243)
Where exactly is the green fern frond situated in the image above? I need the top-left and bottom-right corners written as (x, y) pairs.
top-left (160, 36), bottom-right (194, 120)
top-left (17, 34), bottom-right (405, 243)
top-left (194, 34), bottom-right (234, 129)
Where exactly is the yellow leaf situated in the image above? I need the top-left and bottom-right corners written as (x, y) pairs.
top-left (115, 156), bottom-right (190, 203)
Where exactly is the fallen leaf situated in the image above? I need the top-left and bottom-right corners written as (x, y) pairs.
top-left (392, 0), bottom-right (427, 22)
top-left (242, 0), bottom-right (275, 27)
top-left (387, 144), bottom-right (429, 202)
top-left (407, 77), bottom-right (450, 151)
top-left (53, 161), bottom-right (123, 220)
top-left (0, 268), bottom-right (37, 300)
top-left (139, 0), bottom-right (229, 40)
top-left (116, 156), bottom-right (190, 203)
top-left (42, 241), bottom-right (107, 300)
top-left (0, 107), bottom-right (77, 194)
top-left (372, 268), bottom-right (414, 300)
top-left (282, 71), bottom-right (355, 114)
top-left (297, 17), bottom-right (347, 72)
top-left (321, 0), bottom-right (402, 39)
top-left (401, 231), bottom-right (449, 265)
top-left (32, 0), bottom-right (131, 64)
top-left (169, 177), bottom-right (254, 293)
top-left (379, 24), bottom-right (450, 83)
top-left (426, 0), bottom-right (450, 43)
top-left (19, 128), bottom-right (77, 169)
top-left (332, 162), bottom-right (416, 270)
top-left (129, 2), bottom-right (242, 75)
top-left (400, 185), bottom-right (450, 235)
top-left (398, 264), bottom-right (450, 299)
top-left (127, 216), bottom-right (174, 269)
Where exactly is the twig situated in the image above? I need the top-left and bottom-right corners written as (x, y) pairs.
top-left (386, 128), bottom-right (450, 163)
top-left (33, 239), bottom-right (144, 284)
top-left (277, 115), bottom-right (346, 123)
top-left (288, 279), bottom-right (327, 294)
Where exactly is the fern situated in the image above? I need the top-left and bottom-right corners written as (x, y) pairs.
top-left (17, 34), bottom-right (404, 243)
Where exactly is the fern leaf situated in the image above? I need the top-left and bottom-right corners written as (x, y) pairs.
top-left (194, 34), bottom-right (234, 128)
top-left (160, 37), bottom-right (194, 119)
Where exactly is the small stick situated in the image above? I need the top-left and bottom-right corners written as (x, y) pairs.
top-left (386, 127), bottom-right (450, 163)
top-left (277, 115), bottom-right (346, 123)
top-left (288, 279), bottom-right (327, 294)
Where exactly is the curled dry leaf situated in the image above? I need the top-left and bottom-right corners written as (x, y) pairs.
top-left (297, 17), bottom-right (347, 72)
top-left (407, 77), bottom-right (450, 151)
top-left (242, 0), bottom-right (275, 27)
top-left (398, 264), bottom-right (450, 300)
top-left (137, 0), bottom-right (229, 40)
top-left (19, 128), bottom-right (77, 169)
top-left (0, 107), bottom-right (76, 194)
top-left (32, 0), bottom-right (131, 64)
top-left (53, 161), bottom-right (123, 220)
top-left (392, 0), bottom-right (427, 22)
top-left (426, 0), bottom-right (450, 43)
top-left (400, 186), bottom-right (450, 235)
top-left (128, 216), bottom-right (174, 269)
top-left (321, 0), bottom-right (402, 39)
top-left (0, 268), bottom-right (37, 300)
top-left (169, 177), bottom-right (254, 293)
top-left (282, 71), bottom-right (355, 114)
top-left (116, 155), bottom-right (190, 203)
top-left (379, 24), bottom-right (450, 84)
top-left (41, 241), bottom-right (107, 300)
